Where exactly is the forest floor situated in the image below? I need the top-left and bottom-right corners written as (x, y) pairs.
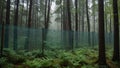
top-left (0, 46), bottom-right (120, 68)
top-left (107, 60), bottom-right (120, 68)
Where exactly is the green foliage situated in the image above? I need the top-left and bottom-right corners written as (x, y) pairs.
top-left (39, 48), bottom-right (99, 68)
top-left (0, 57), bottom-right (7, 65)
top-left (2, 48), bottom-right (26, 64)
top-left (0, 57), bottom-right (14, 68)
top-left (55, 0), bottom-right (62, 5)
top-left (106, 46), bottom-right (113, 60)
top-left (0, 47), bottom-right (115, 68)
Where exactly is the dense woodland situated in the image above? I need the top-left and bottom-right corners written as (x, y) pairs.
top-left (0, 0), bottom-right (120, 68)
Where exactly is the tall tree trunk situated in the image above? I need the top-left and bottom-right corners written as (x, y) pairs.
top-left (4, 0), bottom-right (10, 48)
top-left (98, 0), bottom-right (107, 67)
top-left (105, 13), bottom-right (108, 44)
top-left (86, 0), bottom-right (90, 46)
top-left (109, 13), bottom-right (112, 44)
top-left (112, 0), bottom-right (119, 62)
top-left (28, 0), bottom-right (32, 28)
top-left (26, 0), bottom-right (29, 26)
top-left (60, 0), bottom-right (63, 48)
top-left (0, 5), bottom-right (3, 24)
top-left (81, 0), bottom-right (85, 32)
top-left (0, 1), bottom-right (4, 57)
top-left (13, 0), bottom-right (19, 50)
top-left (67, 0), bottom-right (73, 50)
top-left (81, 0), bottom-right (85, 44)
top-left (62, 0), bottom-right (67, 49)
top-left (75, 0), bottom-right (78, 47)
top-left (0, 0), bottom-right (4, 24)
top-left (25, 0), bottom-right (32, 50)
top-left (92, 0), bottom-right (96, 47)
top-left (42, 0), bottom-right (51, 56)
top-left (41, 0), bottom-right (47, 56)
top-left (0, 22), bottom-right (4, 57)
top-left (20, 0), bottom-right (24, 26)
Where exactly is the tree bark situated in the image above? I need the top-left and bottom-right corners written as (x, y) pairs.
top-left (42, 0), bottom-right (51, 56)
top-left (67, 0), bottom-right (73, 50)
top-left (4, 0), bottom-right (10, 48)
top-left (0, 22), bottom-right (4, 57)
top-left (25, 0), bottom-right (32, 50)
top-left (98, 0), bottom-right (107, 67)
top-left (13, 0), bottom-right (19, 50)
top-left (112, 0), bottom-right (120, 62)
top-left (92, 0), bottom-right (96, 47)
top-left (75, 0), bottom-right (78, 47)
top-left (86, 0), bottom-right (90, 46)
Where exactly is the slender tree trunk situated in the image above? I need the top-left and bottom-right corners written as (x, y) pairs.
top-left (13, 0), bottom-right (19, 50)
top-left (0, 4), bottom-right (3, 40)
top-left (105, 14), bottom-right (108, 44)
top-left (0, 22), bottom-right (4, 57)
top-left (60, 0), bottom-right (63, 47)
top-left (0, 3), bottom-right (4, 25)
top-left (81, 1), bottom-right (85, 32)
top-left (28, 0), bottom-right (32, 28)
top-left (109, 13), bottom-right (112, 44)
top-left (0, 1), bottom-right (4, 57)
top-left (86, 0), bottom-right (90, 46)
top-left (67, 0), bottom-right (73, 50)
top-left (42, 0), bottom-right (51, 56)
top-left (20, 0), bottom-right (24, 26)
top-left (75, 0), bottom-right (78, 47)
top-left (26, 0), bottom-right (29, 26)
top-left (98, 0), bottom-right (107, 67)
top-left (4, 0), bottom-right (10, 48)
top-left (0, 10), bottom-right (1, 24)
top-left (92, 0), bottom-right (95, 47)
top-left (81, 0), bottom-right (85, 44)
top-left (112, 0), bottom-right (120, 62)
top-left (42, 0), bottom-right (47, 56)
top-left (93, 14), bottom-right (96, 46)
top-left (25, 0), bottom-right (32, 50)
top-left (62, 0), bottom-right (67, 49)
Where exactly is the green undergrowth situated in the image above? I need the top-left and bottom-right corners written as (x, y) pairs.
top-left (0, 46), bottom-right (115, 68)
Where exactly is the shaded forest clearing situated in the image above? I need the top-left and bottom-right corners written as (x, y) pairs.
top-left (0, 25), bottom-right (118, 68)
top-left (0, 46), bottom-right (119, 68)
top-left (0, 0), bottom-right (120, 68)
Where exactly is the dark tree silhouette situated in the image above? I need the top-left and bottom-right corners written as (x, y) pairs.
top-left (67, 0), bottom-right (73, 50)
top-left (86, 0), bottom-right (90, 46)
top-left (4, 0), bottom-right (10, 48)
top-left (75, 0), bottom-right (78, 34)
top-left (75, 0), bottom-right (78, 47)
top-left (81, 0), bottom-right (85, 32)
top-left (0, 22), bottom-right (4, 57)
top-left (0, 1), bottom-right (4, 25)
top-left (0, 1), bottom-right (4, 56)
top-left (25, 0), bottom-right (33, 50)
top-left (98, 0), bottom-right (107, 67)
top-left (13, 0), bottom-right (19, 50)
top-left (28, 0), bottom-right (32, 28)
top-left (112, 0), bottom-right (120, 62)
top-left (42, 0), bottom-right (51, 56)
top-left (62, 0), bottom-right (67, 49)
top-left (92, 0), bottom-right (96, 47)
